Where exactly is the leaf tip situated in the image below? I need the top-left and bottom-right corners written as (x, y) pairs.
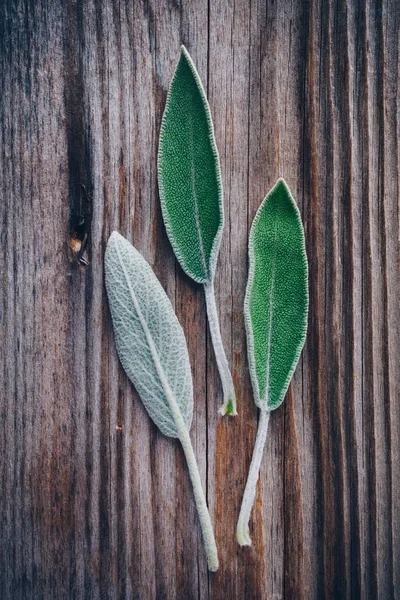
top-left (179, 46), bottom-right (200, 83)
top-left (179, 44), bottom-right (191, 64)
top-left (108, 230), bottom-right (121, 243)
top-left (273, 177), bottom-right (289, 193)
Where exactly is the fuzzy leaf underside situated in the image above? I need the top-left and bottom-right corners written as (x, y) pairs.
top-left (245, 179), bottom-right (308, 411)
top-left (105, 232), bottom-right (193, 437)
top-left (158, 45), bottom-right (223, 283)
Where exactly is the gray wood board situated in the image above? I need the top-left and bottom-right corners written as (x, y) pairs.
top-left (0, 0), bottom-right (399, 598)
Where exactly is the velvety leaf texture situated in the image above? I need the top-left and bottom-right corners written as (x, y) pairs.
top-left (105, 232), bottom-right (218, 572)
top-left (158, 45), bottom-right (223, 283)
top-left (245, 179), bottom-right (308, 411)
top-left (105, 232), bottom-right (193, 437)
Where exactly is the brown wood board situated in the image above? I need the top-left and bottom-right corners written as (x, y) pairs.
top-left (0, 0), bottom-right (399, 598)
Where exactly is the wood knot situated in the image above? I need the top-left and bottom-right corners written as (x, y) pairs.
top-left (69, 184), bottom-right (91, 267)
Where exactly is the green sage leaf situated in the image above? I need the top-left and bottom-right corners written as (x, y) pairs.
top-left (245, 178), bottom-right (308, 410)
top-left (158, 46), bottom-right (237, 416)
top-left (237, 179), bottom-right (308, 547)
top-left (158, 45), bottom-right (223, 284)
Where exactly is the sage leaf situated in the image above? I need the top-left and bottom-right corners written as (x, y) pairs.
top-left (105, 232), bottom-right (219, 571)
top-left (158, 45), bottom-right (236, 416)
top-left (237, 179), bottom-right (308, 546)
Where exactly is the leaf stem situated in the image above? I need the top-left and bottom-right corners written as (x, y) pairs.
top-left (203, 281), bottom-right (237, 416)
top-left (178, 425), bottom-right (219, 572)
top-left (237, 409), bottom-right (270, 546)
top-left (157, 373), bottom-right (219, 572)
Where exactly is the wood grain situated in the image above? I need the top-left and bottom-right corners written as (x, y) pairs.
top-left (0, 0), bottom-right (399, 598)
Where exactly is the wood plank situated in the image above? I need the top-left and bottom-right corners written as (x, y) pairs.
top-left (0, 0), bottom-right (399, 598)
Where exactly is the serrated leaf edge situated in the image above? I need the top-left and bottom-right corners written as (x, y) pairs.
top-left (157, 45), bottom-right (224, 284)
top-left (105, 232), bottom-right (193, 435)
top-left (244, 178), bottom-right (309, 411)
top-left (105, 233), bottom-right (219, 570)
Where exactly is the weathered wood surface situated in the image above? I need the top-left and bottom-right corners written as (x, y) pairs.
top-left (1, 0), bottom-right (399, 598)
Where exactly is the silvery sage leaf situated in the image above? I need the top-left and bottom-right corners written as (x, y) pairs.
top-left (237, 179), bottom-right (308, 546)
top-left (158, 45), bottom-right (237, 416)
top-left (105, 232), bottom-right (218, 571)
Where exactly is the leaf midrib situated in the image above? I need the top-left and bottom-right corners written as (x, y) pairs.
top-left (264, 219), bottom-right (279, 405)
top-left (114, 240), bottom-right (183, 427)
top-left (188, 113), bottom-right (208, 280)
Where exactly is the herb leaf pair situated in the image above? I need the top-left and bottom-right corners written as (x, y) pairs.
top-left (157, 48), bottom-right (308, 547)
top-left (105, 47), bottom-right (229, 572)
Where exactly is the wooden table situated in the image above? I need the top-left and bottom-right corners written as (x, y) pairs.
top-left (1, 0), bottom-right (399, 598)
